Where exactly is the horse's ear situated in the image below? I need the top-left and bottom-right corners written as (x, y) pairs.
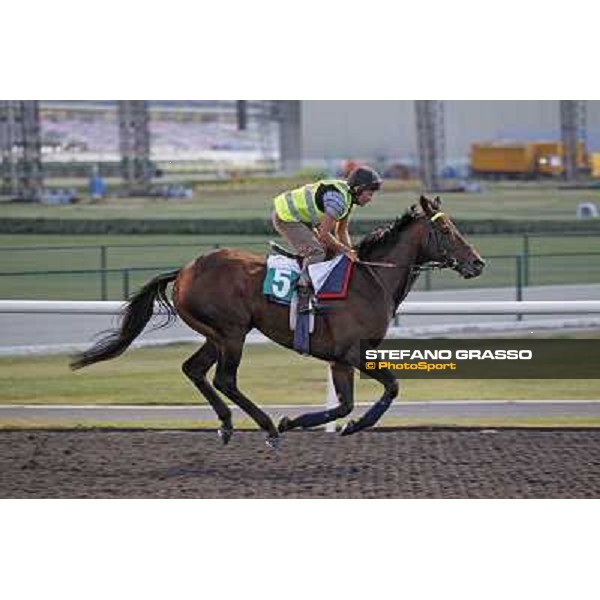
top-left (419, 194), bottom-right (433, 215)
top-left (432, 195), bottom-right (442, 210)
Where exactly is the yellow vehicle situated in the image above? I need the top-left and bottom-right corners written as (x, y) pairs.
top-left (590, 153), bottom-right (600, 178)
top-left (471, 143), bottom-right (535, 178)
top-left (470, 141), bottom-right (588, 179)
top-left (531, 141), bottom-right (587, 176)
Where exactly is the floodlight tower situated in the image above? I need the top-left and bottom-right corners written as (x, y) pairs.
top-left (560, 100), bottom-right (586, 181)
top-left (414, 100), bottom-right (445, 192)
top-left (118, 100), bottom-right (152, 195)
top-left (250, 101), bottom-right (277, 164)
top-left (0, 101), bottom-right (43, 201)
top-left (236, 100), bottom-right (247, 130)
top-left (0, 101), bottom-right (18, 197)
top-left (274, 101), bottom-right (302, 175)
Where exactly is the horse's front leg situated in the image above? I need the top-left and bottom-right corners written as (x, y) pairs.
top-left (278, 362), bottom-right (354, 433)
top-left (340, 362), bottom-right (399, 436)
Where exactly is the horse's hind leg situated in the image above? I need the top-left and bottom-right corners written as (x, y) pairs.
top-left (212, 338), bottom-right (280, 447)
top-left (278, 362), bottom-right (354, 432)
top-left (182, 341), bottom-right (234, 444)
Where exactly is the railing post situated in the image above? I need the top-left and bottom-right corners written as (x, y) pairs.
top-left (522, 234), bottom-right (530, 287)
top-left (325, 368), bottom-right (337, 433)
top-left (425, 269), bottom-right (432, 291)
top-left (100, 246), bottom-right (107, 300)
top-left (123, 269), bottom-right (130, 300)
top-left (516, 255), bottom-right (523, 321)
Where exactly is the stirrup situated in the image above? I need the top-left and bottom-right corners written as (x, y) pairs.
top-left (296, 284), bottom-right (311, 297)
top-left (297, 291), bottom-right (313, 314)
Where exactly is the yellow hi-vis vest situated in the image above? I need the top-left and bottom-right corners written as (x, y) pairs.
top-left (273, 179), bottom-right (353, 225)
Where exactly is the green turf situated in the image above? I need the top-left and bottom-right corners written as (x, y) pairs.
top-left (0, 234), bottom-right (271, 299)
top-left (1, 180), bottom-right (599, 297)
top-left (0, 342), bottom-right (598, 407)
top-left (1, 180), bottom-right (599, 221)
top-left (3, 231), bottom-right (600, 259)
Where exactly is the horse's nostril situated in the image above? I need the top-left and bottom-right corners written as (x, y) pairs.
top-left (474, 259), bottom-right (486, 268)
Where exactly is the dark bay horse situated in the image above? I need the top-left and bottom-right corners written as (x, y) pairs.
top-left (71, 195), bottom-right (484, 447)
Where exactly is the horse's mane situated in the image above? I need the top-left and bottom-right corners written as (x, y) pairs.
top-left (355, 208), bottom-right (420, 259)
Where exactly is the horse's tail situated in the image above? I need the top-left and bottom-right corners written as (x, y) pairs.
top-left (70, 269), bottom-right (180, 370)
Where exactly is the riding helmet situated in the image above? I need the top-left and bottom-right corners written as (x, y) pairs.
top-left (347, 166), bottom-right (383, 195)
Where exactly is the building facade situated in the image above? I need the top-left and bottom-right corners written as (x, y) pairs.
top-left (300, 100), bottom-right (600, 166)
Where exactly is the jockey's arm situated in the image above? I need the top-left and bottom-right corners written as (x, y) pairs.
top-left (335, 217), bottom-right (352, 249)
top-left (316, 215), bottom-right (356, 259)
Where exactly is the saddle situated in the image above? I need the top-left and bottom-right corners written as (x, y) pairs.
top-left (264, 246), bottom-right (353, 304)
top-left (269, 241), bottom-right (303, 263)
top-left (264, 242), bottom-right (354, 356)
top-left (269, 241), bottom-right (338, 264)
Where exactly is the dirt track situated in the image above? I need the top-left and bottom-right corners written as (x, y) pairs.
top-left (1, 429), bottom-right (599, 498)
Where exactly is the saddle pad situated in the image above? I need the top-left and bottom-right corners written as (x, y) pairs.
top-left (311, 255), bottom-right (353, 300)
top-left (262, 255), bottom-right (301, 304)
top-left (263, 254), bottom-right (353, 305)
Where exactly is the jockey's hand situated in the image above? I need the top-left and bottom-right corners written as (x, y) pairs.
top-left (345, 249), bottom-right (358, 262)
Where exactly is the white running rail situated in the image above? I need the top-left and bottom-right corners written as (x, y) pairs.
top-left (2, 299), bottom-right (600, 315)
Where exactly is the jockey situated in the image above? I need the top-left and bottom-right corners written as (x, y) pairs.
top-left (271, 165), bottom-right (383, 311)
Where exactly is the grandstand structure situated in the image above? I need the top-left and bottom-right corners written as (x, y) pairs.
top-left (39, 101), bottom-right (278, 161)
top-left (0, 100), bottom-right (281, 200)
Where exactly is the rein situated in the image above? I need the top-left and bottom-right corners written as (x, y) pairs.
top-left (355, 259), bottom-right (396, 268)
top-left (356, 211), bottom-right (452, 273)
top-left (362, 262), bottom-right (397, 316)
top-left (411, 261), bottom-right (448, 272)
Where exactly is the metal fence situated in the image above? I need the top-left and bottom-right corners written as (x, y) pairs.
top-left (1, 235), bottom-right (599, 301)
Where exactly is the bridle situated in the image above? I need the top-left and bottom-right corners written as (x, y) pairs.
top-left (360, 211), bottom-right (457, 273)
top-left (359, 210), bottom-right (457, 314)
top-left (418, 210), bottom-right (458, 273)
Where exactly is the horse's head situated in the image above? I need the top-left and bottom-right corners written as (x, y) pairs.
top-left (416, 195), bottom-right (485, 279)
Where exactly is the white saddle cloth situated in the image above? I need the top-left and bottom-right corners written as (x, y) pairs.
top-left (266, 254), bottom-right (345, 294)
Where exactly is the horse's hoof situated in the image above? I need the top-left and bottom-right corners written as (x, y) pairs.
top-left (265, 435), bottom-right (281, 450)
top-left (340, 420), bottom-right (357, 436)
top-left (217, 425), bottom-right (233, 445)
top-left (278, 416), bottom-right (292, 433)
